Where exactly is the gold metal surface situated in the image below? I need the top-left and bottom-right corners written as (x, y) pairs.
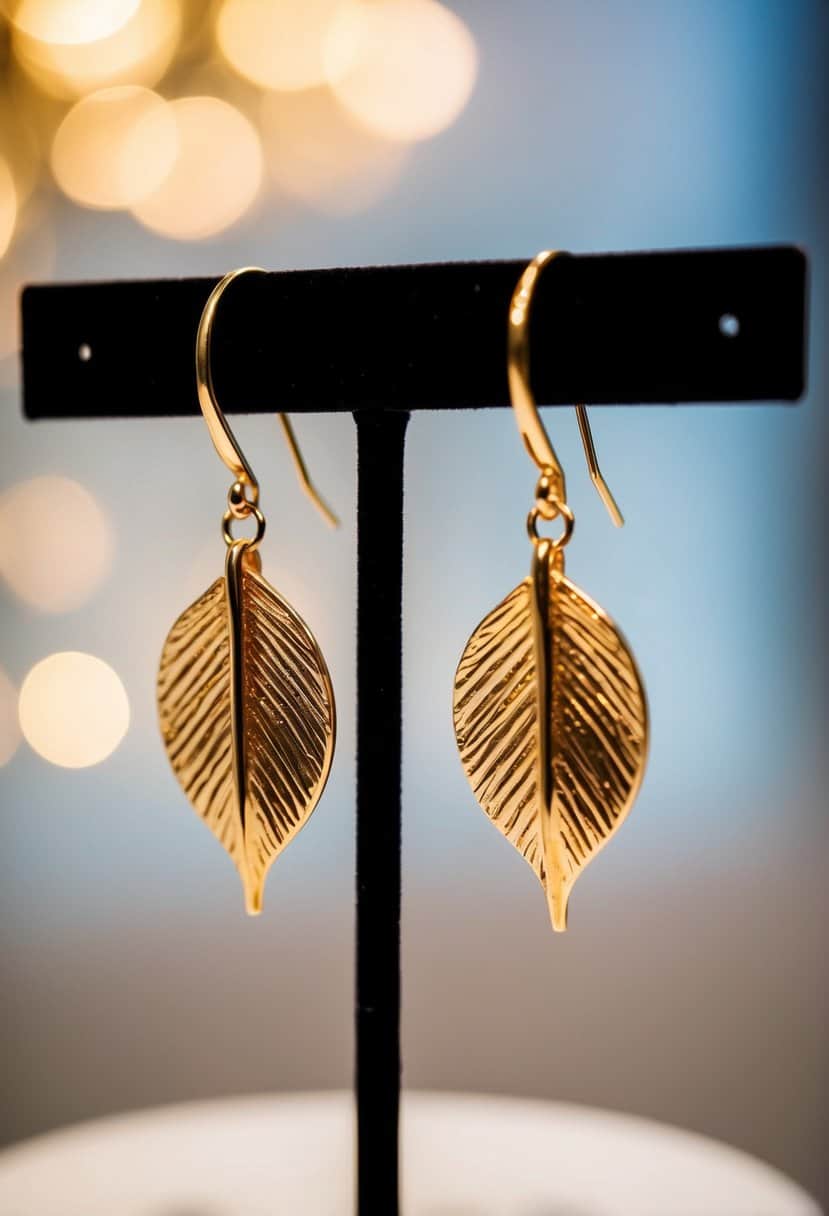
top-left (277, 414), bottom-right (339, 528)
top-left (453, 545), bottom-right (647, 931)
top-left (453, 249), bottom-right (649, 930)
top-left (196, 267), bottom-right (338, 527)
top-left (158, 543), bottom-right (335, 913)
top-left (158, 266), bottom-right (336, 913)
top-left (507, 249), bottom-right (623, 527)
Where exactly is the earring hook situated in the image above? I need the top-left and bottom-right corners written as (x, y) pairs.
top-left (507, 250), bottom-right (623, 528)
top-left (196, 267), bottom-right (339, 528)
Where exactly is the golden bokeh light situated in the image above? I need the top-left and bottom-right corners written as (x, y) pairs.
top-left (324, 0), bottom-right (477, 142)
top-left (216, 0), bottom-right (343, 92)
top-left (0, 476), bottom-right (114, 612)
top-left (7, 0), bottom-right (140, 45)
top-left (51, 86), bottom-right (177, 209)
top-left (261, 86), bottom-right (408, 214)
top-left (0, 87), bottom-right (50, 212)
top-left (18, 652), bottom-right (130, 769)
top-left (0, 77), bottom-right (42, 212)
top-left (0, 665), bottom-right (22, 767)
top-left (0, 0), bottom-right (479, 263)
top-left (13, 0), bottom-right (181, 101)
top-left (0, 156), bottom-right (17, 258)
top-left (0, 206), bottom-right (55, 371)
top-left (131, 96), bottom-right (263, 239)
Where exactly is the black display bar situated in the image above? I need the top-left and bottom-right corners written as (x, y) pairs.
top-left (21, 245), bottom-right (807, 420)
top-left (18, 243), bottom-right (810, 1216)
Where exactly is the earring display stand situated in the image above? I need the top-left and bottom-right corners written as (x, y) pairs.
top-left (20, 246), bottom-right (808, 1216)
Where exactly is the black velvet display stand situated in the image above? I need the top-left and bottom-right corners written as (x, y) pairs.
top-left (21, 246), bottom-right (807, 1216)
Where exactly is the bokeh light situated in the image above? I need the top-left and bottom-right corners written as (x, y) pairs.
top-left (0, 0), bottom-right (478, 253)
top-left (323, 0), bottom-right (477, 142)
top-left (0, 77), bottom-right (42, 212)
top-left (131, 96), bottom-right (263, 239)
top-left (18, 652), bottom-right (130, 768)
top-left (0, 206), bottom-right (55, 371)
top-left (0, 476), bottom-right (114, 612)
top-left (261, 86), bottom-right (408, 214)
top-left (216, 0), bottom-right (343, 92)
top-left (50, 86), bottom-right (177, 210)
top-left (0, 665), bottom-right (22, 767)
top-left (0, 156), bottom-right (17, 258)
top-left (6, 0), bottom-right (140, 45)
top-left (13, 0), bottom-right (181, 101)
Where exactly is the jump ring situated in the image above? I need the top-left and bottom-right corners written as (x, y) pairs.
top-left (223, 503), bottom-right (266, 548)
top-left (527, 501), bottom-right (574, 549)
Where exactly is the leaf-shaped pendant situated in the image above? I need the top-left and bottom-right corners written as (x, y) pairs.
top-left (453, 539), bottom-right (647, 931)
top-left (158, 540), bottom-right (335, 914)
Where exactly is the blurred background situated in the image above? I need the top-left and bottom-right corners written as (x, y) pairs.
top-left (0, 0), bottom-right (827, 1207)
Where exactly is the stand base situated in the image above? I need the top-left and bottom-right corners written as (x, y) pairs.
top-left (0, 1091), bottom-right (818, 1216)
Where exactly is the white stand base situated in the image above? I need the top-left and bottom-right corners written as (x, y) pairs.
top-left (0, 1091), bottom-right (820, 1216)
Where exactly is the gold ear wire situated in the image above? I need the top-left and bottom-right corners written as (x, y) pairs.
top-left (159, 267), bottom-right (338, 915)
top-left (451, 250), bottom-right (647, 933)
top-left (507, 249), bottom-right (623, 528)
top-left (276, 414), bottom-right (339, 528)
top-left (196, 267), bottom-right (339, 528)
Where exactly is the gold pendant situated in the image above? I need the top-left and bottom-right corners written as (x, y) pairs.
top-left (453, 248), bottom-right (649, 930)
top-left (158, 267), bottom-right (338, 914)
top-left (453, 538), bottom-right (647, 931)
top-left (158, 540), bottom-right (335, 914)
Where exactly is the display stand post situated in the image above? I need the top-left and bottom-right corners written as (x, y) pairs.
top-left (354, 409), bottom-right (408, 1214)
top-left (20, 246), bottom-right (808, 1216)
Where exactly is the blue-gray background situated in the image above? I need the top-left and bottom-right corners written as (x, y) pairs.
top-left (1, 1), bottom-right (827, 1206)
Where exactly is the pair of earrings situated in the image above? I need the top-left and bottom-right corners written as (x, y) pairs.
top-left (158, 255), bottom-right (648, 929)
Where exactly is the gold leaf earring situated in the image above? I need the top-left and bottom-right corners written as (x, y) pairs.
top-left (157, 268), bottom-right (337, 915)
top-left (452, 251), bottom-right (648, 931)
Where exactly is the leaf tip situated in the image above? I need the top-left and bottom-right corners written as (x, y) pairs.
top-left (545, 879), bottom-right (569, 933)
top-left (243, 876), bottom-right (264, 917)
